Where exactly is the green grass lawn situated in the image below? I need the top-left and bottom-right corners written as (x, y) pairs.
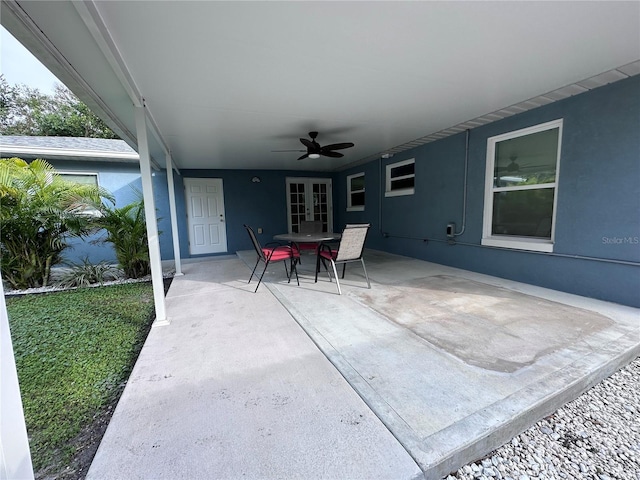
top-left (6, 282), bottom-right (156, 474)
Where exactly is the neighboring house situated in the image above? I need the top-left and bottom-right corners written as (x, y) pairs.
top-left (1, 75), bottom-right (638, 308)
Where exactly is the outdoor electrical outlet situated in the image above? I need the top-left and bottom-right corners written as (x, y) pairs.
top-left (257, 227), bottom-right (263, 234)
top-left (446, 223), bottom-right (455, 238)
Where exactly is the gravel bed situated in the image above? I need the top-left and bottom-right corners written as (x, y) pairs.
top-left (444, 356), bottom-right (640, 480)
top-left (3, 270), bottom-right (175, 297)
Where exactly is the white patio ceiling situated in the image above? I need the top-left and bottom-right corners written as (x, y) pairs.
top-left (2, 1), bottom-right (639, 172)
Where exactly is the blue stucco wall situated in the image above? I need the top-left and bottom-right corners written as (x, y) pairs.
top-left (335, 75), bottom-right (640, 307)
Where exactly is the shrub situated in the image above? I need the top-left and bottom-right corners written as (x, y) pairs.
top-left (96, 198), bottom-right (150, 279)
top-left (0, 157), bottom-right (113, 289)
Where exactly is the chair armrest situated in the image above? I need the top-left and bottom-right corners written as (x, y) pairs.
top-left (289, 241), bottom-right (301, 255)
top-left (317, 242), bottom-right (334, 256)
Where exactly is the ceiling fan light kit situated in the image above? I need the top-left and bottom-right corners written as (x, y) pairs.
top-left (272, 131), bottom-right (355, 161)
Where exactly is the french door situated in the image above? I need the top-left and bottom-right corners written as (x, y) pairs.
top-left (286, 177), bottom-right (333, 233)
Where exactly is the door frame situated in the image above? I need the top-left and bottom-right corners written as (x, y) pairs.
top-left (184, 177), bottom-right (228, 255)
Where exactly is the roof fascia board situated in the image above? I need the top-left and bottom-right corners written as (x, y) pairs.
top-left (0, 145), bottom-right (139, 161)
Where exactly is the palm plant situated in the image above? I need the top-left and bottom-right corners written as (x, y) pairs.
top-left (96, 198), bottom-right (150, 279)
top-left (0, 157), bottom-right (113, 289)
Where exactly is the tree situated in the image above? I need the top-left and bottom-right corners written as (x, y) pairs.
top-left (0, 157), bottom-right (114, 289)
top-left (0, 76), bottom-right (118, 138)
top-left (94, 198), bottom-right (151, 279)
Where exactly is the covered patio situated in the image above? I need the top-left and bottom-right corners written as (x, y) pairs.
top-left (1, 2), bottom-right (638, 478)
top-left (87, 251), bottom-right (639, 479)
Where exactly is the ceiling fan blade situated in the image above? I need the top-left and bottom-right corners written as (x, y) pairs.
top-left (271, 149), bottom-right (306, 152)
top-left (297, 153), bottom-right (309, 160)
top-left (300, 138), bottom-right (313, 148)
top-left (321, 151), bottom-right (344, 158)
top-left (321, 142), bottom-right (354, 151)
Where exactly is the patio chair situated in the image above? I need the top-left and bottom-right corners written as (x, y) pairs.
top-left (297, 220), bottom-right (324, 253)
top-left (244, 224), bottom-right (300, 292)
top-left (315, 223), bottom-right (371, 295)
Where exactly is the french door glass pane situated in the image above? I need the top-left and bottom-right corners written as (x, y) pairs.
top-left (290, 183), bottom-right (306, 233)
top-left (492, 188), bottom-right (554, 238)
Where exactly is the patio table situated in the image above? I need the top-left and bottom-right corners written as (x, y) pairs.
top-left (274, 232), bottom-right (342, 272)
top-left (273, 232), bottom-right (341, 244)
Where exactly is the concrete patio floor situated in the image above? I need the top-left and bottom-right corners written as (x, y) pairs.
top-left (88, 250), bottom-right (639, 480)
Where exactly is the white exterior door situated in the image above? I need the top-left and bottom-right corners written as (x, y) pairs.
top-left (286, 177), bottom-right (333, 233)
top-left (184, 178), bottom-right (227, 255)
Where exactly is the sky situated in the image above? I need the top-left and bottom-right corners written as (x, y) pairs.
top-left (1, 25), bottom-right (62, 94)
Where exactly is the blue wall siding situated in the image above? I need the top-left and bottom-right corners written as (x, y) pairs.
top-left (335, 76), bottom-right (640, 307)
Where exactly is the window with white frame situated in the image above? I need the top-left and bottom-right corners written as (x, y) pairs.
top-left (482, 119), bottom-right (563, 252)
top-left (59, 172), bottom-right (101, 216)
top-left (385, 158), bottom-right (415, 197)
top-left (347, 172), bottom-right (365, 211)
top-left (60, 172), bottom-right (99, 187)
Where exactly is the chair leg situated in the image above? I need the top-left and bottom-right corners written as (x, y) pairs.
top-left (330, 260), bottom-right (342, 295)
top-left (325, 260), bottom-right (332, 282)
top-left (341, 263), bottom-right (346, 279)
top-left (315, 254), bottom-right (320, 283)
top-left (290, 257), bottom-right (300, 286)
top-left (248, 257), bottom-right (261, 283)
top-left (361, 258), bottom-right (371, 289)
top-left (254, 259), bottom-right (270, 292)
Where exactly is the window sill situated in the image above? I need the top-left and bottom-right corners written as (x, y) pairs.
top-left (347, 206), bottom-right (365, 212)
top-left (385, 188), bottom-right (414, 198)
top-left (481, 236), bottom-right (554, 253)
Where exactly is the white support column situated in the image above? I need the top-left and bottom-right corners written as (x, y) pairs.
top-left (1, 281), bottom-right (34, 480)
top-left (165, 152), bottom-right (183, 276)
top-left (135, 105), bottom-right (168, 326)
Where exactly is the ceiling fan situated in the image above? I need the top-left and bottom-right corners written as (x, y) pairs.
top-left (273, 131), bottom-right (355, 160)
